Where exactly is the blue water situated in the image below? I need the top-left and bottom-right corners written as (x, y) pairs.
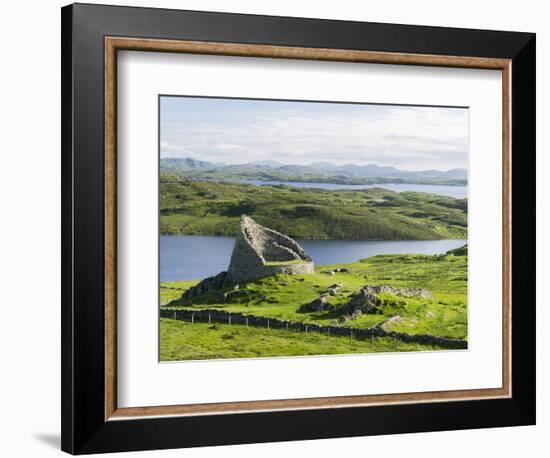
top-left (239, 180), bottom-right (467, 199)
top-left (160, 235), bottom-right (467, 281)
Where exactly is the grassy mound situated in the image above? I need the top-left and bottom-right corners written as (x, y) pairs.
top-left (447, 244), bottom-right (468, 256)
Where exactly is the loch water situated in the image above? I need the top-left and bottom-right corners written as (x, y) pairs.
top-left (160, 235), bottom-right (467, 281)
top-left (239, 180), bottom-right (467, 199)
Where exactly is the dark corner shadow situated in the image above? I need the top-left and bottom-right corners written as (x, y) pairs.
top-left (34, 433), bottom-right (60, 450)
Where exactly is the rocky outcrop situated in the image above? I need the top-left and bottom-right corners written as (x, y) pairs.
top-left (180, 271), bottom-right (231, 303)
top-left (322, 268), bottom-right (352, 276)
top-left (345, 285), bottom-right (432, 316)
top-left (227, 215), bottom-right (314, 283)
top-left (347, 286), bottom-right (382, 313)
top-left (302, 282), bottom-right (343, 312)
top-left (326, 282), bottom-right (342, 296)
top-left (307, 295), bottom-right (334, 311)
top-left (379, 315), bottom-right (405, 331)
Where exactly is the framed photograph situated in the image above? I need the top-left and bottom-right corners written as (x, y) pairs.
top-left (61, 3), bottom-right (536, 454)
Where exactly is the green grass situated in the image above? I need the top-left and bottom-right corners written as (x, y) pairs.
top-left (160, 319), bottom-right (448, 361)
top-left (160, 280), bottom-right (198, 305)
top-left (164, 252), bottom-right (468, 340)
top-left (160, 176), bottom-right (467, 240)
top-left (447, 244), bottom-right (468, 256)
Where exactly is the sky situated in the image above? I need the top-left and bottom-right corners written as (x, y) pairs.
top-left (160, 96), bottom-right (468, 171)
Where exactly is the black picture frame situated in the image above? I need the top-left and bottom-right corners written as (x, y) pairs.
top-left (61, 3), bottom-right (536, 454)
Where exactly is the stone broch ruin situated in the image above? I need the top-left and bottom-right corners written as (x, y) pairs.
top-left (227, 215), bottom-right (314, 283)
top-left (180, 215), bottom-right (314, 302)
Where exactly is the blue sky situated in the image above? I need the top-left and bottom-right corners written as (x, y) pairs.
top-left (160, 96), bottom-right (468, 171)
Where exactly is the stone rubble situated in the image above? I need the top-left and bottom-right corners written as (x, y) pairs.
top-left (344, 285), bottom-right (432, 317)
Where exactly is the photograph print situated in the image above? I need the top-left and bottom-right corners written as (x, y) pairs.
top-left (159, 96), bottom-right (468, 362)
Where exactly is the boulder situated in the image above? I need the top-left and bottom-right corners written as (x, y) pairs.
top-left (326, 283), bottom-right (342, 296)
top-left (380, 315), bottom-right (404, 331)
top-left (347, 286), bottom-right (381, 313)
top-left (322, 268), bottom-right (352, 275)
top-left (308, 295), bottom-right (334, 311)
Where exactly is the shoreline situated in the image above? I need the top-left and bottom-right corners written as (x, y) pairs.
top-left (160, 233), bottom-right (468, 242)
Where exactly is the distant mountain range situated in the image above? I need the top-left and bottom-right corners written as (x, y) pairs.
top-left (160, 157), bottom-right (467, 186)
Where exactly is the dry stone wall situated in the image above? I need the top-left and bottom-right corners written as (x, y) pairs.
top-left (160, 308), bottom-right (468, 350)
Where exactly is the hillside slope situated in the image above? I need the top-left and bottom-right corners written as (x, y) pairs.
top-left (162, 251), bottom-right (468, 341)
top-left (160, 177), bottom-right (467, 240)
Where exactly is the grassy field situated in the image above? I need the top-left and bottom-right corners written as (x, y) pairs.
top-left (163, 251), bottom-right (468, 341)
top-left (160, 319), bottom-right (448, 361)
top-left (160, 280), bottom-right (197, 305)
top-left (160, 176), bottom-right (467, 240)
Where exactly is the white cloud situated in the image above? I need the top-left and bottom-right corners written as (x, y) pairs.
top-left (160, 102), bottom-right (468, 171)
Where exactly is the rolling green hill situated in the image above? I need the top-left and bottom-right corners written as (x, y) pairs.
top-left (160, 176), bottom-right (467, 240)
top-left (163, 251), bottom-right (468, 341)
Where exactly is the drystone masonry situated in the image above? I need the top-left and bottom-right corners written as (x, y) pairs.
top-left (227, 215), bottom-right (314, 283)
top-left (160, 308), bottom-right (468, 350)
